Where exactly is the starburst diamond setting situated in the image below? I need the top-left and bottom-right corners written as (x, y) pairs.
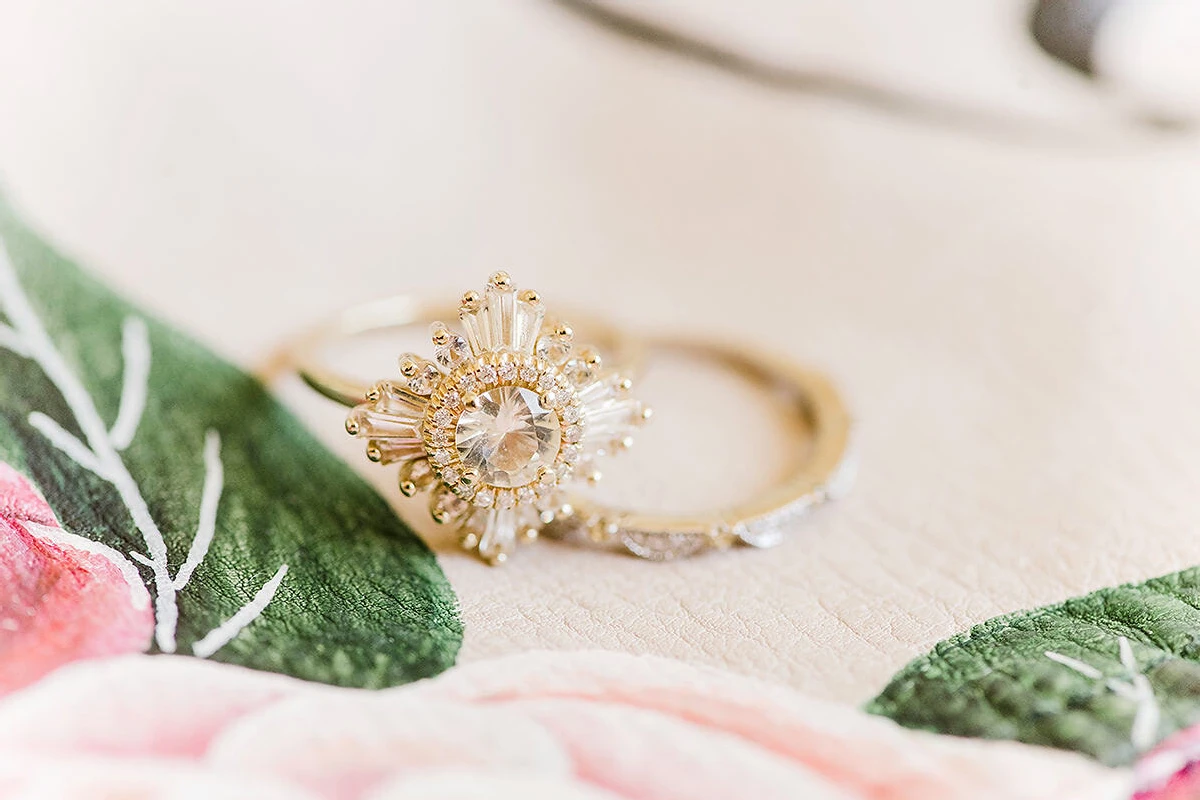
top-left (344, 272), bottom-right (648, 564)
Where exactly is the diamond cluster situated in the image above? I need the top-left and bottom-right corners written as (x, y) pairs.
top-left (345, 272), bottom-right (647, 564)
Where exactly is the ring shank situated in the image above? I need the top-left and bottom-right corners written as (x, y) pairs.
top-left (546, 337), bottom-right (854, 559)
top-left (280, 300), bottom-right (852, 560)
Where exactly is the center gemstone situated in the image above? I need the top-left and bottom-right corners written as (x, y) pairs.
top-left (455, 386), bottom-right (561, 488)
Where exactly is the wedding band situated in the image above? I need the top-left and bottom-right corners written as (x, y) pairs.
top-left (288, 273), bottom-right (854, 564)
top-left (546, 336), bottom-right (855, 561)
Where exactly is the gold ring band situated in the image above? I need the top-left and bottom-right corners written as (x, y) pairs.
top-left (547, 336), bottom-right (855, 560)
top-left (280, 274), bottom-right (853, 564)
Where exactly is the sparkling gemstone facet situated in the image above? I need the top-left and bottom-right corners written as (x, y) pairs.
top-left (456, 386), bottom-right (561, 488)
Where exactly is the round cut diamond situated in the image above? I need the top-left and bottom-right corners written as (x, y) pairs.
top-left (456, 386), bottom-right (561, 488)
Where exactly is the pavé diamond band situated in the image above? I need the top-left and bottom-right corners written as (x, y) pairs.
top-left (546, 336), bottom-right (855, 561)
top-left (288, 274), bottom-right (853, 564)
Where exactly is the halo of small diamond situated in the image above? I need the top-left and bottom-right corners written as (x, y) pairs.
top-left (422, 351), bottom-right (584, 507)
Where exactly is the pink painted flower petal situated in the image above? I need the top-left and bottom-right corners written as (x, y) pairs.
top-left (0, 654), bottom-right (311, 757)
top-left (208, 692), bottom-right (572, 800)
top-left (0, 462), bottom-right (57, 525)
top-left (419, 651), bottom-right (1125, 800)
top-left (1135, 723), bottom-right (1200, 799)
top-left (0, 463), bottom-right (154, 695)
top-left (513, 697), bottom-right (853, 800)
top-left (366, 771), bottom-right (627, 800)
top-left (0, 752), bottom-right (320, 800)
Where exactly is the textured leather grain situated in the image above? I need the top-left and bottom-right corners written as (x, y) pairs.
top-left (0, 0), bottom-right (1198, 709)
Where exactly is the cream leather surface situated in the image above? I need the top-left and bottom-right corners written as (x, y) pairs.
top-left (1, 0), bottom-right (1197, 703)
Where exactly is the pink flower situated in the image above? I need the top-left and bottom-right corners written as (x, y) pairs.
top-left (1135, 723), bottom-right (1200, 799)
top-left (0, 650), bottom-right (1126, 799)
top-left (0, 462), bottom-right (152, 695)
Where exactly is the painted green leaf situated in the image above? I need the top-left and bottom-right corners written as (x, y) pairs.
top-left (866, 567), bottom-right (1200, 766)
top-left (0, 195), bottom-right (461, 686)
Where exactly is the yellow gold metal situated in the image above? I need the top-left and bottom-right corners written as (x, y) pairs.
top-left (398, 479), bottom-right (418, 498)
top-left (549, 336), bottom-right (855, 561)
top-left (518, 289), bottom-right (541, 304)
top-left (580, 349), bottom-right (602, 370)
top-left (460, 291), bottom-right (481, 312)
top-left (275, 288), bottom-right (851, 564)
top-left (489, 271), bottom-right (513, 291)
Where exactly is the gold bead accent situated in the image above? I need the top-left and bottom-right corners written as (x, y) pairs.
top-left (460, 290), bottom-right (482, 311)
top-left (518, 289), bottom-right (541, 304)
top-left (399, 479), bottom-right (418, 498)
top-left (489, 271), bottom-right (513, 291)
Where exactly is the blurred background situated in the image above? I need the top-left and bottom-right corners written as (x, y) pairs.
top-left (1, 0), bottom-right (1198, 703)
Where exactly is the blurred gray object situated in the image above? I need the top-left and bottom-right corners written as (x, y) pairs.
top-left (1032, 0), bottom-right (1200, 122)
top-left (1030, 0), bottom-right (1118, 73)
top-left (554, 0), bottom-right (1199, 137)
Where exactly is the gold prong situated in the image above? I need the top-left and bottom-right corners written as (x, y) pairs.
top-left (430, 323), bottom-right (451, 347)
top-left (580, 349), bottom-right (602, 370)
top-left (366, 445), bottom-right (383, 463)
top-left (431, 506), bottom-right (449, 524)
top-left (460, 531), bottom-right (480, 549)
top-left (553, 323), bottom-right (573, 339)
top-left (537, 466), bottom-right (555, 485)
top-left (518, 289), bottom-right (540, 304)
top-left (399, 479), bottom-right (418, 497)
top-left (463, 393), bottom-right (481, 411)
top-left (460, 290), bottom-right (482, 312)
top-left (461, 468), bottom-right (480, 486)
top-left (399, 358), bottom-right (418, 378)
top-left (489, 271), bottom-right (513, 291)
top-left (588, 519), bottom-right (610, 543)
top-left (344, 416), bottom-right (360, 436)
top-left (639, 406), bottom-right (654, 423)
top-left (615, 376), bottom-right (633, 393)
top-left (365, 385), bottom-right (382, 402)
top-left (617, 436), bottom-right (634, 451)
